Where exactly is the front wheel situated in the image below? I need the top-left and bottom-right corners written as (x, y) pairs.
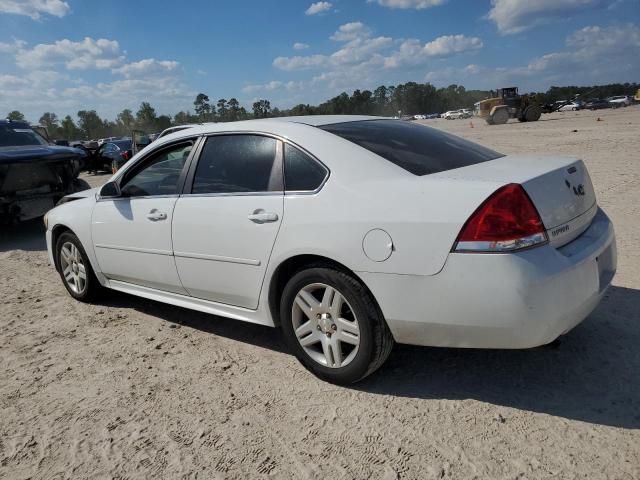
top-left (280, 267), bottom-right (394, 384)
top-left (55, 232), bottom-right (102, 302)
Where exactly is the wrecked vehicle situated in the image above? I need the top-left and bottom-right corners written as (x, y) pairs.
top-left (0, 119), bottom-right (90, 223)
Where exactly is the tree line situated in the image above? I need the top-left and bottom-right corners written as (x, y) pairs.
top-left (6, 81), bottom-right (638, 141)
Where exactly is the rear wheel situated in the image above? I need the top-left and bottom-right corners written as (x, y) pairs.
top-left (280, 267), bottom-right (394, 384)
top-left (525, 105), bottom-right (542, 122)
top-left (55, 232), bottom-right (101, 302)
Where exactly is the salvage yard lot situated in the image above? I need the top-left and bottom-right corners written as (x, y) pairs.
top-left (1, 107), bottom-right (639, 479)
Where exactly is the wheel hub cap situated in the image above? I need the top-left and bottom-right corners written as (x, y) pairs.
top-left (317, 313), bottom-right (334, 334)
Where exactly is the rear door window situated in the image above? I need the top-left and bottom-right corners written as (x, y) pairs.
top-left (191, 135), bottom-right (280, 194)
top-left (284, 143), bottom-right (327, 192)
top-left (319, 119), bottom-right (503, 176)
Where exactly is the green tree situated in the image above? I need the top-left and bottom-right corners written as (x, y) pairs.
top-left (252, 99), bottom-right (272, 118)
top-left (77, 110), bottom-right (104, 139)
top-left (39, 112), bottom-right (59, 139)
top-left (156, 115), bottom-right (172, 131)
top-left (216, 99), bottom-right (228, 121)
top-left (136, 102), bottom-right (157, 131)
top-left (116, 108), bottom-right (135, 135)
top-left (174, 111), bottom-right (195, 125)
top-left (58, 115), bottom-right (81, 140)
top-left (7, 110), bottom-right (25, 121)
top-left (194, 93), bottom-right (212, 121)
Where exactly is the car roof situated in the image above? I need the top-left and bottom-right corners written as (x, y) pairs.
top-left (0, 119), bottom-right (31, 128)
top-left (269, 115), bottom-right (384, 126)
top-left (153, 115), bottom-right (391, 145)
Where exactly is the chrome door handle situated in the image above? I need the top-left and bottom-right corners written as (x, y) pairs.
top-left (248, 209), bottom-right (279, 224)
top-left (147, 209), bottom-right (167, 221)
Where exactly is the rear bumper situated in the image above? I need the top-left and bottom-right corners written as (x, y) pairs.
top-left (359, 208), bottom-right (616, 349)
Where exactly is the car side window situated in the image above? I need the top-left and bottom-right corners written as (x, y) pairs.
top-left (284, 143), bottom-right (327, 192)
top-left (191, 135), bottom-right (280, 194)
top-left (120, 142), bottom-right (193, 197)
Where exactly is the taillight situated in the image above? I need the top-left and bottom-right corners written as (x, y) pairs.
top-left (454, 183), bottom-right (548, 253)
top-left (120, 151), bottom-right (130, 161)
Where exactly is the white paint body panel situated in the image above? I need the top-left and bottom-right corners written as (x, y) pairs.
top-left (172, 195), bottom-right (284, 309)
top-left (92, 197), bottom-right (187, 294)
top-left (44, 116), bottom-right (617, 349)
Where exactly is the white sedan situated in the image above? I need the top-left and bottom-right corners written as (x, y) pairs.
top-left (45, 116), bottom-right (617, 384)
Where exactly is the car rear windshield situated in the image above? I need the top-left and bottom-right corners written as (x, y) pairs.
top-left (0, 124), bottom-right (49, 147)
top-left (319, 119), bottom-right (503, 176)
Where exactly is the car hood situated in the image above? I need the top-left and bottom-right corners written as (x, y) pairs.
top-left (67, 186), bottom-right (99, 199)
top-left (0, 145), bottom-right (86, 163)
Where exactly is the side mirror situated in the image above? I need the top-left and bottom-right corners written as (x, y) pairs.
top-left (99, 181), bottom-right (121, 199)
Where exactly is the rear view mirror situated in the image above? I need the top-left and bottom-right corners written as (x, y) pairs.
top-left (99, 181), bottom-right (121, 199)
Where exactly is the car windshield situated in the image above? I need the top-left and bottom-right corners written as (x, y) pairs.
top-left (0, 124), bottom-right (49, 147)
top-left (319, 119), bottom-right (504, 176)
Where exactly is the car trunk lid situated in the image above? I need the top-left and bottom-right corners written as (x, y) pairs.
top-left (432, 154), bottom-right (597, 248)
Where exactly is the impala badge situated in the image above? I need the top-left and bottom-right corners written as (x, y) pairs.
top-left (565, 179), bottom-right (585, 196)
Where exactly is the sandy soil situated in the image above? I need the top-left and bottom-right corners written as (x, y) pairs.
top-left (1, 107), bottom-right (639, 479)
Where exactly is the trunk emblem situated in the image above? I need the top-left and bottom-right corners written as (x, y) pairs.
top-left (565, 179), bottom-right (585, 196)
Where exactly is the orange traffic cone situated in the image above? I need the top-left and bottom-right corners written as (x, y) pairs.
top-left (597, 117), bottom-right (603, 122)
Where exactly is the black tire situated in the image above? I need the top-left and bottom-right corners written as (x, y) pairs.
top-left (280, 267), bottom-right (394, 384)
top-left (490, 108), bottom-right (509, 125)
top-left (525, 105), bottom-right (542, 122)
top-left (55, 231), bottom-right (102, 302)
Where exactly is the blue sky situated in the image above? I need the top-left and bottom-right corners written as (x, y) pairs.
top-left (0, 0), bottom-right (638, 122)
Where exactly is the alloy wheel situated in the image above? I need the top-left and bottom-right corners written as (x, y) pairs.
top-left (291, 283), bottom-right (360, 368)
top-left (59, 241), bottom-right (87, 294)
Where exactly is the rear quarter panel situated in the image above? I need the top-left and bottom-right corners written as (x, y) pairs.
top-left (265, 126), bottom-right (504, 276)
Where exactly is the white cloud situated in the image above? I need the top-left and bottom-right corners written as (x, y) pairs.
top-left (487, 0), bottom-right (607, 34)
top-left (424, 24), bottom-right (640, 91)
top-left (14, 37), bottom-right (125, 70)
top-left (383, 34), bottom-right (483, 68)
top-left (0, 37), bottom-right (191, 121)
top-left (367, 0), bottom-right (447, 9)
top-left (113, 59), bottom-right (179, 78)
top-left (424, 34), bottom-right (483, 57)
top-left (0, 39), bottom-right (26, 53)
top-left (242, 81), bottom-right (303, 94)
top-left (273, 54), bottom-right (329, 71)
top-left (330, 22), bottom-right (371, 41)
top-left (305, 1), bottom-right (332, 15)
top-left (0, 0), bottom-right (70, 19)
top-left (293, 42), bottom-right (309, 50)
top-left (275, 22), bottom-right (396, 71)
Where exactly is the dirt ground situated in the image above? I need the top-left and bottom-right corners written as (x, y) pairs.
top-left (1, 107), bottom-right (639, 479)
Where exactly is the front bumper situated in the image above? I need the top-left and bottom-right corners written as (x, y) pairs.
top-left (359, 208), bottom-right (617, 349)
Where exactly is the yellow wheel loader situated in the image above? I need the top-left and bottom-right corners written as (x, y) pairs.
top-left (477, 87), bottom-right (542, 125)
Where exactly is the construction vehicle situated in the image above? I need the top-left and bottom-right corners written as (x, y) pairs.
top-left (477, 87), bottom-right (542, 125)
top-left (635, 89), bottom-right (640, 103)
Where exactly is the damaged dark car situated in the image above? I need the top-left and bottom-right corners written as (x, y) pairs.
top-left (0, 119), bottom-right (90, 223)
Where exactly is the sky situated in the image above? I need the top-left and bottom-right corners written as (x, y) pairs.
top-left (0, 0), bottom-right (638, 122)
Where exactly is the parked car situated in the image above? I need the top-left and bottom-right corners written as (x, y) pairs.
top-left (443, 110), bottom-right (464, 120)
top-left (45, 116), bottom-right (616, 384)
top-left (91, 139), bottom-right (133, 173)
top-left (0, 119), bottom-right (89, 222)
top-left (97, 136), bottom-right (120, 146)
top-left (584, 99), bottom-right (611, 110)
top-left (558, 102), bottom-right (581, 112)
top-left (607, 95), bottom-right (630, 108)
